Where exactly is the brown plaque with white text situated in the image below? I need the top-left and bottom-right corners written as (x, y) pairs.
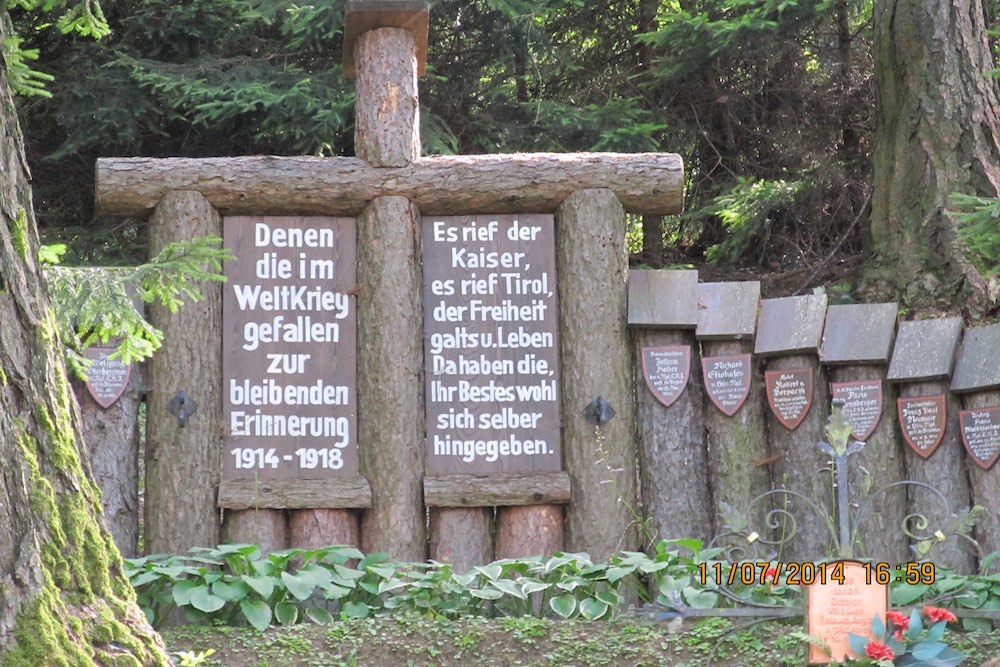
top-left (960, 406), bottom-right (1000, 470)
top-left (222, 216), bottom-right (357, 480)
top-left (831, 381), bottom-right (883, 441)
top-left (84, 344), bottom-right (131, 409)
top-left (898, 395), bottom-right (946, 459)
top-left (701, 354), bottom-right (751, 416)
top-left (806, 561), bottom-right (887, 664)
top-left (764, 368), bottom-right (813, 430)
top-left (423, 214), bottom-right (561, 475)
top-left (641, 346), bottom-right (691, 408)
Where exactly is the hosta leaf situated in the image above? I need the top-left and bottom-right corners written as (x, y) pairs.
top-left (281, 571), bottom-right (315, 601)
top-left (549, 594), bottom-right (577, 619)
top-left (190, 587), bottom-right (226, 613)
top-left (580, 597), bottom-right (610, 620)
top-left (240, 598), bottom-right (272, 631)
top-left (305, 607), bottom-right (334, 625)
top-left (274, 601), bottom-right (299, 625)
top-left (242, 575), bottom-right (275, 599)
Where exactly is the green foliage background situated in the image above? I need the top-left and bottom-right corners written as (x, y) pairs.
top-left (10, 0), bottom-right (879, 269)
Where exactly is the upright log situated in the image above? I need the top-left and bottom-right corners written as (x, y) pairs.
top-left (357, 196), bottom-right (426, 560)
top-left (828, 365), bottom-right (908, 563)
top-left (763, 354), bottom-right (831, 560)
top-left (635, 329), bottom-right (710, 544)
top-left (960, 390), bottom-right (1000, 561)
top-left (145, 191), bottom-right (222, 553)
top-left (701, 339), bottom-right (769, 533)
top-left (354, 26), bottom-right (420, 167)
top-left (222, 510), bottom-right (288, 554)
top-left (552, 189), bottom-right (637, 560)
top-left (288, 510), bottom-right (360, 550)
top-left (949, 323), bottom-right (1000, 562)
top-left (697, 281), bottom-right (768, 535)
top-left (888, 318), bottom-right (974, 572)
top-left (495, 506), bottom-right (564, 560)
top-left (429, 508), bottom-right (493, 573)
top-left (72, 364), bottom-right (144, 558)
top-left (898, 382), bottom-right (975, 572)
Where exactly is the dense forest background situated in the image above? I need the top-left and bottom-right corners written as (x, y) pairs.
top-left (9, 0), bottom-right (1000, 305)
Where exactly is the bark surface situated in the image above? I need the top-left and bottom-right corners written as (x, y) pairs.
top-left (899, 382), bottom-right (976, 573)
top-left (866, 0), bottom-right (1000, 312)
top-left (96, 154), bottom-right (684, 218)
top-left (557, 189), bottom-right (637, 560)
top-left (0, 10), bottom-right (167, 661)
top-left (357, 196), bottom-right (426, 560)
top-left (72, 364), bottom-right (144, 558)
top-left (145, 191), bottom-right (222, 554)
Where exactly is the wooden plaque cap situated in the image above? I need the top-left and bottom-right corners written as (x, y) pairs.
top-left (344, 1), bottom-right (429, 79)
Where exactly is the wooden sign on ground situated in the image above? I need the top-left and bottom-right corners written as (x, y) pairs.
top-left (821, 303), bottom-right (906, 564)
top-left (887, 317), bottom-right (972, 572)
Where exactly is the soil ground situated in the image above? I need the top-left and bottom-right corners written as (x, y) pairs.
top-left (163, 614), bottom-right (1000, 667)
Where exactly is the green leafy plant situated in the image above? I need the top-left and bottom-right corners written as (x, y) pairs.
top-left (42, 235), bottom-right (231, 378)
top-left (845, 607), bottom-right (966, 666)
top-left (948, 192), bottom-right (1000, 278)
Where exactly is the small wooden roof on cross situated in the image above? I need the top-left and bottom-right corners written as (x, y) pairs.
top-left (343, 0), bottom-right (429, 79)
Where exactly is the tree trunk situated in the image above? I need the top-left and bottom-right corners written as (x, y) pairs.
top-left (865, 0), bottom-right (1000, 312)
top-left (72, 363), bottom-right (144, 558)
top-left (0, 10), bottom-right (167, 662)
top-left (145, 190), bottom-right (222, 554)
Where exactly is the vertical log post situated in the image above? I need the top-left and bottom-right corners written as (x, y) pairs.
top-left (347, 4), bottom-right (429, 560)
top-left (756, 295), bottom-right (829, 561)
top-left (146, 190), bottom-right (222, 553)
top-left (72, 363), bottom-right (144, 557)
top-left (888, 318), bottom-right (975, 573)
top-left (222, 510), bottom-right (288, 554)
top-left (697, 282), bottom-right (769, 534)
top-left (951, 323), bottom-right (1000, 563)
top-left (629, 270), bottom-right (708, 545)
top-left (548, 188), bottom-right (636, 561)
top-left (430, 508), bottom-right (493, 572)
top-left (821, 303), bottom-right (907, 563)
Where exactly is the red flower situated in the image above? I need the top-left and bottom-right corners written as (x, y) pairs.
top-left (893, 629), bottom-right (905, 642)
top-left (923, 606), bottom-right (958, 623)
top-left (866, 641), bottom-right (895, 661)
top-left (885, 610), bottom-right (910, 631)
top-left (765, 567), bottom-right (778, 584)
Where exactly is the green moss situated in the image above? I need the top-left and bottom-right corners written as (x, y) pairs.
top-left (3, 575), bottom-right (93, 666)
top-left (0, 366), bottom-right (7, 385)
top-left (10, 207), bottom-right (29, 262)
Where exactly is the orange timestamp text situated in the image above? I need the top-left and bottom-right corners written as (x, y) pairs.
top-left (697, 560), bottom-right (937, 586)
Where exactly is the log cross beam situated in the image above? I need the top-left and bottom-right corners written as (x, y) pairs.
top-left (95, 153), bottom-right (683, 219)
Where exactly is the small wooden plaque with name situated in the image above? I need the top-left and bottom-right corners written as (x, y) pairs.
top-left (641, 346), bottom-right (691, 408)
top-left (701, 354), bottom-right (752, 416)
top-left (898, 395), bottom-right (947, 459)
top-left (806, 561), bottom-right (887, 664)
top-left (764, 368), bottom-right (813, 430)
top-left (959, 406), bottom-right (1000, 470)
top-left (831, 380), bottom-right (883, 441)
top-left (84, 344), bottom-right (131, 409)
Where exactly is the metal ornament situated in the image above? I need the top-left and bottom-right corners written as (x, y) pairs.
top-left (168, 391), bottom-right (198, 428)
top-left (584, 396), bottom-right (616, 425)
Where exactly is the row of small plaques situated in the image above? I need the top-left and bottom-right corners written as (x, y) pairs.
top-left (641, 344), bottom-right (1000, 470)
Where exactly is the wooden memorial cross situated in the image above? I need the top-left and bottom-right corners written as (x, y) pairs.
top-left (951, 322), bottom-right (1000, 557)
top-left (820, 303), bottom-right (906, 563)
top-left (887, 317), bottom-right (974, 572)
top-left (97, 1), bottom-right (683, 560)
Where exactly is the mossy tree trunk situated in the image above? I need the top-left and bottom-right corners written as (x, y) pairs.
top-left (864, 0), bottom-right (1000, 312)
top-left (0, 12), bottom-right (168, 665)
